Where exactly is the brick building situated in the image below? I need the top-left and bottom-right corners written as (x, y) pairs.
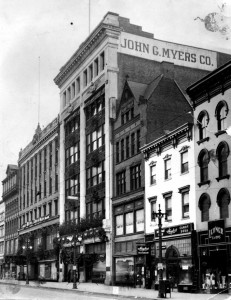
top-left (54, 12), bottom-right (231, 286)
top-left (2, 164), bottom-right (19, 278)
top-left (17, 119), bottom-right (59, 281)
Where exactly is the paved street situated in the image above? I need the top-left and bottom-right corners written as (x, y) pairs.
top-left (1, 280), bottom-right (231, 300)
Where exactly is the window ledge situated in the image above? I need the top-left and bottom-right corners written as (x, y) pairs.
top-left (181, 171), bottom-right (189, 176)
top-left (197, 137), bottom-right (210, 145)
top-left (164, 177), bottom-right (172, 182)
top-left (198, 180), bottom-right (210, 187)
top-left (216, 174), bottom-right (230, 182)
top-left (215, 130), bottom-right (226, 137)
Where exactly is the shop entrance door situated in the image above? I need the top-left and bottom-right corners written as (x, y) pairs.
top-left (166, 246), bottom-right (180, 288)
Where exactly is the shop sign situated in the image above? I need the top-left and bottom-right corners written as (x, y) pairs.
top-left (137, 244), bottom-right (150, 255)
top-left (155, 223), bottom-right (193, 238)
top-left (119, 32), bottom-right (217, 71)
top-left (208, 219), bottom-right (225, 243)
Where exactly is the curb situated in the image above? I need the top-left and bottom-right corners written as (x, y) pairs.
top-left (0, 281), bottom-right (155, 300)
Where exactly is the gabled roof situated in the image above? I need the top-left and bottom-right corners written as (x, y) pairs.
top-left (143, 74), bottom-right (163, 100)
top-left (127, 80), bottom-right (148, 102)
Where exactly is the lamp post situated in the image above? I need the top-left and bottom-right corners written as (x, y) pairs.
top-left (72, 229), bottom-right (82, 289)
top-left (22, 237), bottom-right (33, 285)
top-left (152, 204), bottom-right (167, 298)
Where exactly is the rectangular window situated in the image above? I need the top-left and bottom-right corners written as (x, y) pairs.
top-left (67, 87), bottom-right (71, 102)
top-left (126, 136), bottom-right (129, 159)
top-left (39, 152), bottom-right (42, 175)
top-left (48, 202), bottom-right (52, 216)
top-left (71, 81), bottom-right (75, 99)
top-left (55, 139), bottom-right (59, 164)
top-left (86, 161), bottom-right (105, 188)
top-left (116, 142), bottom-right (120, 163)
top-left (63, 91), bottom-right (67, 107)
top-left (44, 147), bottom-right (47, 172)
top-left (150, 164), bottom-right (156, 185)
top-left (54, 200), bottom-right (58, 215)
top-left (121, 139), bottom-right (124, 161)
top-left (34, 208), bottom-right (37, 220)
top-left (130, 164), bottom-right (141, 191)
top-left (44, 180), bottom-right (46, 197)
top-left (76, 77), bottom-right (80, 94)
top-left (150, 198), bottom-right (157, 220)
top-left (165, 195), bottom-right (172, 221)
top-left (55, 173), bottom-right (58, 191)
top-left (86, 124), bottom-right (105, 154)
top-left (83, 69), bottom-right (88, 86)
top-left (135, 209), bottom-right (144, 232)
top-left (182, 192), bottom-right (189, 218)
top-left (38, 207), bottom-right (41, 218)
top-left (89, 64), bottom-right (93, 82)
top-left (43, 205), bottom-right (46, 217)
top-left (65, 174), bottom-right (80, 196)
top-left (94, 58), bottom-right (99, 77)
top-left (49, 143), bottom-right (52, 169)
top-left (125, 212), bottom-right (134, 234)
top-left (116, 171), bottom-right (126, 195)
top-left (164, 158), bottom-right (171, 180)
top-left (66, 142), bottom-right (80, 166)
top-left (131, 133), bottom-right (135, 156)
top-left (137, 130), bottom-right (140, 153)
top-left (99, 51), bottom-right (105, 71)
top-left (181, 151), bottom-right (188, 173)
top-left (49, 176), bottom-right (52, 194)
top-left (115, 215), bottom-right (124, 236)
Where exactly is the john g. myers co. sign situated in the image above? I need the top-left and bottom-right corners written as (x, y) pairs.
top-left (119, 32), bottom-right (217, 71)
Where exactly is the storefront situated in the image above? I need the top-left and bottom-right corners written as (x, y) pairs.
top-left (38, 260), bottom-right (58, 281)
top-left (114, 237), bottom-right (145, 287)
top-left (198, 220), bottom-right (231, 293)
top-left (85, 242), bottom-right (106, 283)
top-left (153, 223), bottom-right (197, 292)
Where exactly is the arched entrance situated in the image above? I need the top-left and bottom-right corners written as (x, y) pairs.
top-left (165, 245), bottom-right (180, 288)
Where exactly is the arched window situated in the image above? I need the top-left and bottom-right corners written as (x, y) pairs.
top-left (217, 142), bottom-right (229, 178)
top-left (198, 149), bottom-right (210, 183)
top-left (198, 111), bottom-right (209, 140)
top-left (217, 188), bottom-right (230, 219)
top-left (215, 101), bottom-right (228, 131)
top-left (199, 193), bottom-right (211, 222)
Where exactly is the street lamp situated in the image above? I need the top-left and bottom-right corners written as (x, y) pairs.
top-left (22, 238), bottom-right (33, 285)
top-left (72, 231), bottom-right (82, 289)
top-left (152, 204), bottom-right (167, 298)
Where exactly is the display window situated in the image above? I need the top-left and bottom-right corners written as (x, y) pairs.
top-left (115, 257), bottom-right (134, 286)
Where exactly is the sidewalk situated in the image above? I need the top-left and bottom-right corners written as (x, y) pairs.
top-left (1, 279), bottom-right (231, 300)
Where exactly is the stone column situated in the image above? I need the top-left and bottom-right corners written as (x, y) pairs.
top-left (104, 40), bottom-right (119, 285)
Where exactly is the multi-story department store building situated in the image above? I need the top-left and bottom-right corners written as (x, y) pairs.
top-left (54, 12), bottom-right (231, 286)
top-left (17, 119), bottom-right (59, 281)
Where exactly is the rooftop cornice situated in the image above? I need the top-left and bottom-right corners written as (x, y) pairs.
top-left (187, 61), bottom-right (231, 107)
top-left (18, 123), bottom-right (59, 165)
top-left (141, 123), bottom-right (193, 155)
top-left (54, 23), bottom-right (121, 88)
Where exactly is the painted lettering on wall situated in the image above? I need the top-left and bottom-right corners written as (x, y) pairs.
top-left (119, 32), bottom-right (217, 71)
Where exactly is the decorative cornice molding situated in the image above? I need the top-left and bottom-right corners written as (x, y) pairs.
top-left (54, 24), bottom-right (121, 88)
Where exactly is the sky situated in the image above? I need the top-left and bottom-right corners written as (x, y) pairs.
top-left (0, 0), bottom-right (231, 196)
